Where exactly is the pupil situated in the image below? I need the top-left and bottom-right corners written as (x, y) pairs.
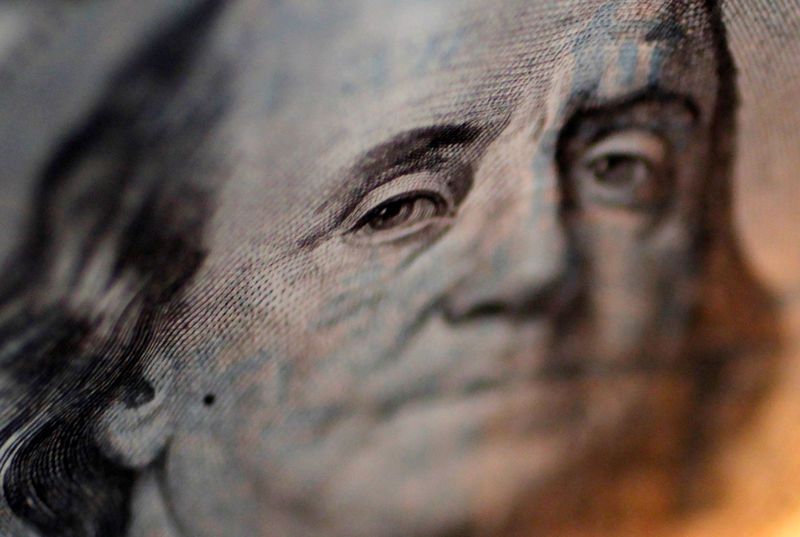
top-left (368, 199), bottom-right (412, 229)
top-left (378, 202), bottom-right (403, 219)
top-left (593, 155), bottom-right (647, 187)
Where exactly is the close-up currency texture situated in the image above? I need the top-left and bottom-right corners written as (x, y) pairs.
top-left (1, 1), bottom-right (799, 536)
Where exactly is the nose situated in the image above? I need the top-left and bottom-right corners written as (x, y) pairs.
top-left (442, 181), bottom-right (577, 322)
top-left (441, 255), bottom-right (580, 322)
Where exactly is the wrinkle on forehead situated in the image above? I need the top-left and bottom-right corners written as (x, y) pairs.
top-left (210, 0), bottom-right (720, 258)
top-left (557, 0), bottom-right (718, 117)
top-left (223, 0), bottom-right (715, 138)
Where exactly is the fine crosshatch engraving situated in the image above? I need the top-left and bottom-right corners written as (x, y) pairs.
top-left (0, 1), bottom-right (789, 536)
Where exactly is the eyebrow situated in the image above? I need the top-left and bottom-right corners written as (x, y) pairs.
top-left (562, 85), bottom-right (700, 132)
top-left (351, 123), bottom-right (483, 193)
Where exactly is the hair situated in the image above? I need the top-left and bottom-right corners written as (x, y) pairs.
top-left (0, 1), bottom-right (229, 536)
top-left (0, 0), bottom-right (779, 536)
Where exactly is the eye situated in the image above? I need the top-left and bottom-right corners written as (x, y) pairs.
top-left (355, 193), bottom-right (446, 232)
top-left (576, 129), bottom-right (671, 209)
top-left (588, 154), bottom-right (652, 188)
top-left (344, 172), bottom-right (454, 243)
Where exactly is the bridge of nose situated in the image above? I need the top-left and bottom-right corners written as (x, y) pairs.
top-left (443, 116), bottom-right (571, 321)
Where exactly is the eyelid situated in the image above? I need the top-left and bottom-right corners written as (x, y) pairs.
top-left (583, 129), bottom-right (668, 167)
top-left (339, 172), bottom-right (455, 233)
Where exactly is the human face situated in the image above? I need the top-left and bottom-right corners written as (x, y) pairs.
top-left (156, 1), bottom-right (723, 536)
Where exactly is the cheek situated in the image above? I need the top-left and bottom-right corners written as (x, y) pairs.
top-left (295, 237), bottom-right (467, 377)
top-left (572, 206), bottom-right (696, 364)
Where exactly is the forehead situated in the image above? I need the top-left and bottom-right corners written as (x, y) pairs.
top-left (210, 0), bottom-right (718, 250)
top-left (228, 0), bottom-right (716, 108)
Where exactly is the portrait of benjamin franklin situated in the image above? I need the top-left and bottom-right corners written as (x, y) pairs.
top-left (0, 0), bottom-right (784, 536)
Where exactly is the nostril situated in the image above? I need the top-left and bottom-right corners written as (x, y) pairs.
top-left (442, 272), bottom-right (581, 322)
top-left (441, 285), bottom-right (510, 322)
top-left (442, 297), bottom-right (507, 322)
